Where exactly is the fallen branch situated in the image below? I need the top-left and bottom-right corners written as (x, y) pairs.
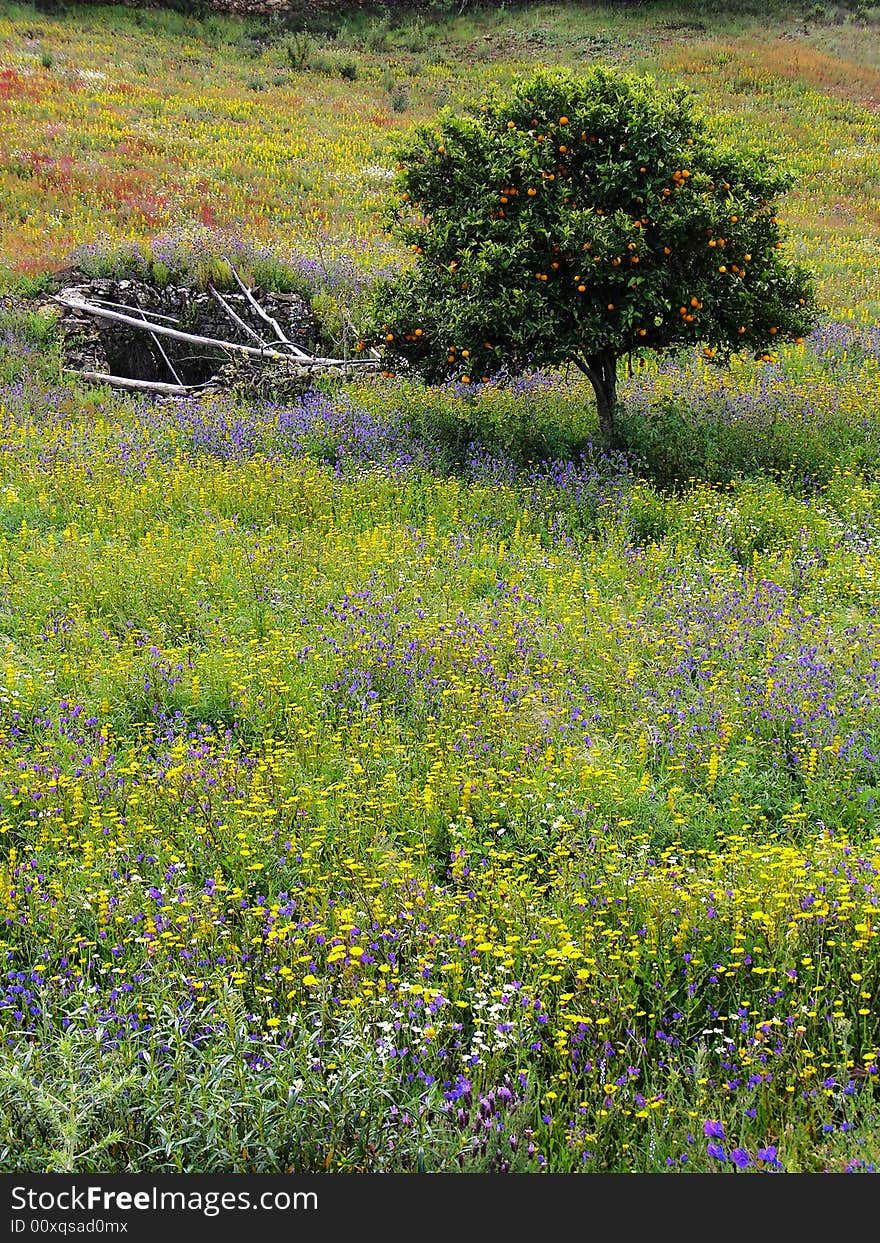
top-left (208, 284), bottom-right (270, 349)
top-left (88, 297), bottom-right (181, 324)
top-left (65, 369), bottom-right (198, 395)
top-left (134, 295), bottom-right (184, 386)
top-left (223, 259), bottom-right (311, 357)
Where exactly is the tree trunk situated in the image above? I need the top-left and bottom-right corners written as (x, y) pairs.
top-left (576, 350), bottom-right (620, 451)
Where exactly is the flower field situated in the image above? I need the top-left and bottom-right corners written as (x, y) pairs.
top-left (1, 2), bottom-right (880, 1173)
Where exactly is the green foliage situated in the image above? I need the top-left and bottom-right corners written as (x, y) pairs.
top-left (309, 51), bottom-right (358, 80)
top-left (362, 15), bottom-right (392, 53)
top-left (390, 84), bottom-right (410, 114)
top-left (284, 30), bottom-right (313, 70)
top-left (0, 307), bottom-right (62, 383)
top-left (0, 270), bottom-right (55, 298)
top-left (73, 231), bottom-right (313, 302)
top-left (0, 994), bottom-right (445, 1173)
top-left (367, 67), bottom-right (817, 442)
top-left (0, 1028), bottom-right (137, 1172)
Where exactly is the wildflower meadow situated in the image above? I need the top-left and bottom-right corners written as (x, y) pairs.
top-left (0, 1), bottom-right (879, 1175)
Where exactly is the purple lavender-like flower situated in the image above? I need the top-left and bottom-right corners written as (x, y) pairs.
top-left (757, 1146), bottom-right (783, 1170)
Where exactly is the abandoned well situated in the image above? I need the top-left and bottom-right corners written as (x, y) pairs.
top-left (56, 276), bottom-right (320, 389)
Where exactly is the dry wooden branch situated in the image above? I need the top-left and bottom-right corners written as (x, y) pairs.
top-left (222, 259), bottom-right (307, 355)
top-left (133, 295), bottom-right (184, 386)
top-left (88, 297), bottom-right (181, 324)
top-left (208, 284), bottom-right (270, 349)
top-left (65, 369), bottom-right (198, 396)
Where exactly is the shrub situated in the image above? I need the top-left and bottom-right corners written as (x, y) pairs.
top-left (390, 85), bottom-right (409, 114)
top-left (284, 31), bottom-right (313, 70)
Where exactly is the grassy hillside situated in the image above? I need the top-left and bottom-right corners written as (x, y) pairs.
top-left (0, 2), bottom-right (879, 1173)
top-left (2, 2), bottom-right (878, 314)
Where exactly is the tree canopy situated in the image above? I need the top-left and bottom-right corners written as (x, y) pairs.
top-left (365, 66), bottom-right (816, 448)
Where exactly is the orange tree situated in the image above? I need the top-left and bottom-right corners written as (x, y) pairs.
top-left (364, 67), bottom-right (816, 449)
